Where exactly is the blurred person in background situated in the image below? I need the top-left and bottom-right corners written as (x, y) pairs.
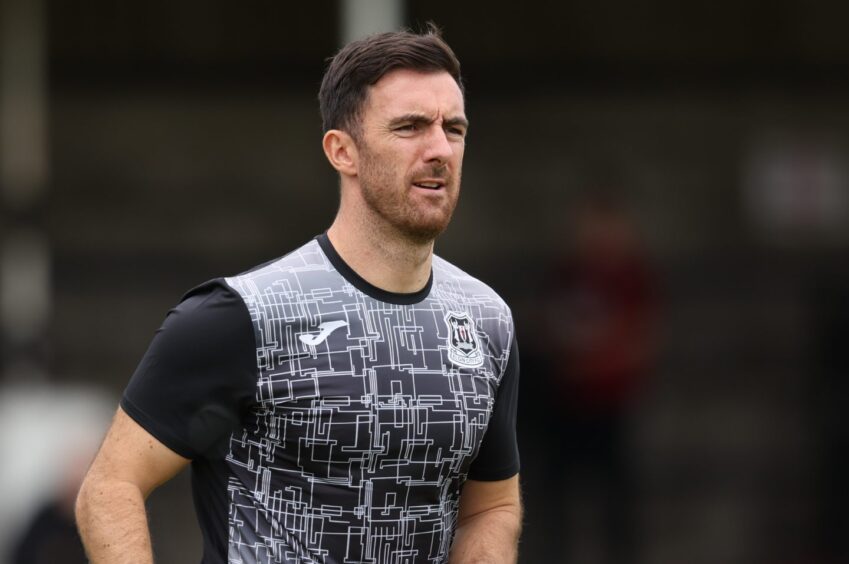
top-left (9, 450), bottom-right (89, 564)
top-left (74, 26), bottom-right (522, 564)
top-left (542, 189), bottom-right (657, 563)
top-left (0, 388), bottom-right (112, 564)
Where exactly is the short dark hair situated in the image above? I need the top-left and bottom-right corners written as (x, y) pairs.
top-left (318, 24), bottom-right (463, 138)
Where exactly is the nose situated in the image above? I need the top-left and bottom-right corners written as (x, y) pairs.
top-left (421, 124), bottom-right (454, 163)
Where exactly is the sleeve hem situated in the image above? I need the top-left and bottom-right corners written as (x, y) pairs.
top-left (120, 396), bottom-right (199, 460)
top-left (467, 462), bottom-right (520, 482)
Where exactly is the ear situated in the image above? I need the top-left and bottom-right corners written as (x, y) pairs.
top-left (322, 129), bottom-right (358, 177)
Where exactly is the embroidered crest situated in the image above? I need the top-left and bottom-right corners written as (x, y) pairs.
top-left (445, 311), bottom-right (484, 368)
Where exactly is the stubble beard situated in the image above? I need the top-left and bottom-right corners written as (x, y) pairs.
top-left (357, 144), bottom-right (460, 245)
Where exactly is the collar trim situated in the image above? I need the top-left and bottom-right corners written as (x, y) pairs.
top-left (315, 233), bottom-right (433, 305)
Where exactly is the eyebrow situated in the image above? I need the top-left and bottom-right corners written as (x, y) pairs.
top-left (389, 113), bottom-right (469, 129)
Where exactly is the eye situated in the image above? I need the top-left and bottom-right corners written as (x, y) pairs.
top-left (394, 123), bottom-right (418, 132)
top-left (446, 126), bottom-right (467, 139)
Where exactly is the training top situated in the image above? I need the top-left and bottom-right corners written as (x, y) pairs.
top-left (121, 233), bottom-right (520, 564)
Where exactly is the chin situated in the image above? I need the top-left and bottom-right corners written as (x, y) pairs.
top-left (397, 216), bottom-right (452, 243)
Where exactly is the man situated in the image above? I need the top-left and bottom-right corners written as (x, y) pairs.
top-left (76, 27), bottom-right (522, 564)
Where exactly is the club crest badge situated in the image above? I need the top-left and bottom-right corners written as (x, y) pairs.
top-left (445, 311), bottom-right (484, 368)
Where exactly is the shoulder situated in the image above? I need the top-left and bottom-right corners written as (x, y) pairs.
top-left (160, 241), bottom-right (322, 341)
top-left (153, 278), bottom-right (255, 359)
top-left (179, 277), bottom-right (244, 311)
top-left (431, 254), bottom-right (512, 316)
top-left (225, 237), bottom-right (329, 298)
top-left (432, 254), bottom-right (516, 362)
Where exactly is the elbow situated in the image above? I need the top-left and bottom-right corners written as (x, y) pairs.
top-left (75, 468), bottom-right (113, 533)
top-left (74, 473), bottom-right (95, 532)
top-left (498, 502), bottom-right (524, 542)
top-left (502, 505), bottom-right (523, 541)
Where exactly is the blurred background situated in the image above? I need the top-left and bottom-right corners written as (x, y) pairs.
top-left (2, 0), bottom-right (848, 562)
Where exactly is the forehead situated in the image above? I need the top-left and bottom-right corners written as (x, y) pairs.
top-left (363, 69), bottom-right (465, 121)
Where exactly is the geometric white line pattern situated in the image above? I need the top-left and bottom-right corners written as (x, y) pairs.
top-left (224, 237), bottom-right (514, 563)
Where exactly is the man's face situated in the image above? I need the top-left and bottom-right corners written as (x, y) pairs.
top-left (354, 69), bottom-right (467, 243)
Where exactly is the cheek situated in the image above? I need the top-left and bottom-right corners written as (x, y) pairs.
top-left (452, 145), bottom-right (465, 165)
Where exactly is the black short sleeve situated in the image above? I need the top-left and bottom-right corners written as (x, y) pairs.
top-left (467, 336), bottom-right (521, 481)
top-left (120, 279), bottom-right (257, 459)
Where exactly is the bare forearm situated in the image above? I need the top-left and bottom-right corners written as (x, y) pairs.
top-left (75, 477), bottom-right (154, 564)
top-left (450, 508), bottom-right (522, 564)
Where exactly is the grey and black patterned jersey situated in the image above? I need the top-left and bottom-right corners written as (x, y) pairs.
top-left (122, 234), bottom-right (520, 564)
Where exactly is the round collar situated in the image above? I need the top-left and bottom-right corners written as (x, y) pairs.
top-left (315, 233), bottom-right (433, 305)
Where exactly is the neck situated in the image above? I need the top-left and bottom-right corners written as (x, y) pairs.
top-left (327, 207), bottom-right (434, 295)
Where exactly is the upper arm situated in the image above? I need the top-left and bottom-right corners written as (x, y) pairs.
top-left (120, 279), bottom-right (257, 459)
top-left (468, 335), bottom-right (520, 481)
top-left (85, 406), bottom-right (189, 497)
top-left (457, 475), bottom-right (522, 525)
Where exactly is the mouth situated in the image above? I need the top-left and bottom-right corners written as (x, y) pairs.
top-left (411, 179), bottom-right (446, 191)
